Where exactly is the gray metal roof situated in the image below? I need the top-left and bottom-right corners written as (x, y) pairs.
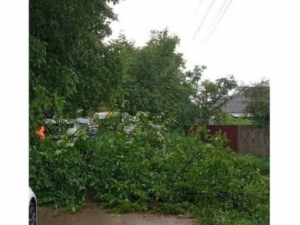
top-left (224, 86), bottom-right (269, 114)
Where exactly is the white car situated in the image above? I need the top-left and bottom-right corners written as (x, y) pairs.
top-left (29, 187), bottom-right (37, 225)
top-left (66, 117), bottom-right (91, 137)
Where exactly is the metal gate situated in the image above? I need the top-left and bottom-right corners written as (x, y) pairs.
top-left (207, 125), bottom-right (238, 152)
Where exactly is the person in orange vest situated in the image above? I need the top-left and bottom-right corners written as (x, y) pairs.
top-left (36, 124), bottom-right (46, 140)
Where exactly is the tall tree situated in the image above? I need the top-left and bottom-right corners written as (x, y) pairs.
top-left (29, 0), bottom-right (123, 141)
top-left (123, 29), bottom-right (203, 127)
top-left (29, 0), bottom-right (122, 115)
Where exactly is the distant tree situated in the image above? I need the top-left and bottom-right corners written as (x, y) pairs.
top-left (194, 76), bottom-right (238, 125)
top-left (240, 79), bottom-right (270, 127)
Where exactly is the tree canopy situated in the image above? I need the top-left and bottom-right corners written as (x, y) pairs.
top-left (30, 0), bottom-right (123, 131)
top-left (30, 0), bottom-right (240, 136)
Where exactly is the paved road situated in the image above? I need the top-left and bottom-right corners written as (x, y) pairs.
top-left (37, 207), bottom-right (200, 225)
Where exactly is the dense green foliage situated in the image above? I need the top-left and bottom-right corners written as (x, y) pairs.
top-left (214, 112), bottom-right (253, 125)
top-left (123, 30), bottom-right (203, 127)
top-left (30, 0), bottom-right (126, 137)
top-left (29, 115), bottom-right (269, 224)
top-left (29, 1), bottom-right (269, 224)
top-left (30, 0), bottom-right (237, 133)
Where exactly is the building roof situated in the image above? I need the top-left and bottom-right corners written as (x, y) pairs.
top-left (224, 92), bottom-right (247, 114)
top-left (224, 86), bottom-right (269, 114)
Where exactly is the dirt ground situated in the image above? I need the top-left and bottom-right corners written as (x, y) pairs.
top-left (37, 207), bottom-right (200, 225)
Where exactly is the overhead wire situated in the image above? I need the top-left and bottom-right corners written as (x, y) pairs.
top-left (191, 0), bottom-right (204, 22)
top-left (204, 0), bottom-right (233, 44)
top-left (210, 0), bottom-right (229, 28)
top-left (191, 0), bottom-right (217, 43)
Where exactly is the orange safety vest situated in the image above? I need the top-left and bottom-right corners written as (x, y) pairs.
top-left (36, 126), bottom-right (46, 140)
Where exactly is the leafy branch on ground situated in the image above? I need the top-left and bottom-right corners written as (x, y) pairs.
top-left (29, 114), bottom-right (269, 224)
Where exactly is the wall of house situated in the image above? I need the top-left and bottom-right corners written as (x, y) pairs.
top-left (237, 125), bottom-right (270, 157)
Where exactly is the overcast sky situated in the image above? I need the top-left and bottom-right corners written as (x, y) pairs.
top-left (107, 0), bottom-right (299, 85)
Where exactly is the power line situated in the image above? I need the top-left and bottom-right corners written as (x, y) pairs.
top-left (210, 0), bottom-right (229, 28)
top-left (191, 0), bottom-right (217, 43)
top-left (204, 0), bottom-right (233, 44)
top-left (191, 0), bottom-right (204, 22)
